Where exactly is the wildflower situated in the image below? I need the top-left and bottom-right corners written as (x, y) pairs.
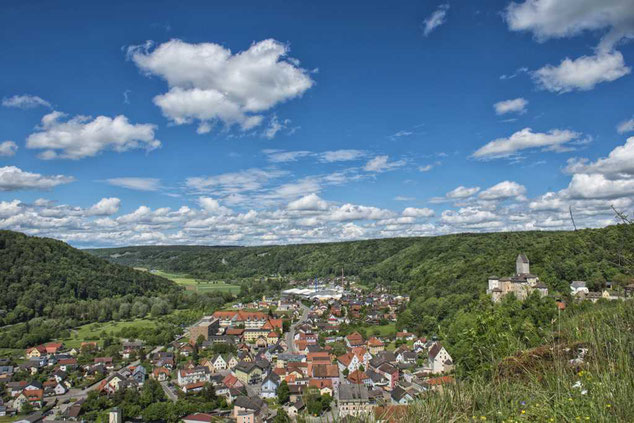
top-left (606, 404), bottom-right (612, 408)
top-left (480, 417), bottom-right (486, 421)
top-left (521, 410), bottom-right (526, 415)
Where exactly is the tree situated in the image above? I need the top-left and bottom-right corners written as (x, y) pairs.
top-left (201, 383), bottom-right (217, 403)
top-left (276, 380), bottom-right (290, 404)
top-left (274, 407), bottom-right (292, 423)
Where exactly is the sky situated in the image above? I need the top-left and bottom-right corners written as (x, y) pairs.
top-left (1, 0), bottom-right (634, 247)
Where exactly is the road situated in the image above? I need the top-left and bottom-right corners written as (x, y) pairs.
top-left (286, 303), bottom-right (309, 354)
top-left (160, 380), bottom-right (179, 401)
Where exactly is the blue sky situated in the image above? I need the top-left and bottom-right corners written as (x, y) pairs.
top-left (1, 0), bottom-right (634, 246)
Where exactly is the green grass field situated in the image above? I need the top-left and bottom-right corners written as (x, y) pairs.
top-left (151, 270), bottom-right (241, 294)
top-left (62, 318), bottom-right (156, 348)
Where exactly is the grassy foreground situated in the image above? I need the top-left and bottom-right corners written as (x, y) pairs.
top-left (397, 301), bottom-right (634, 423)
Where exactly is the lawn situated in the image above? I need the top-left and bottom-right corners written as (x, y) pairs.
top-left (61, 318), bottom-right (156, 348)
top-left (151, 270), bottom-right (241, 294)
top-left (368, 323), bottom-right (397, 337)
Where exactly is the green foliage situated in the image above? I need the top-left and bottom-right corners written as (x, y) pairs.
top-left (445, 292), bottom-right (558, 376)
top-left (401, 301), bottom-right (634, 422)
top-left (0, 230), bottom-right (177, 327)
top-left (277, 380), bottom-right (290, 405)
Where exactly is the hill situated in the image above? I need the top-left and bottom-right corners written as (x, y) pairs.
top-left (0, 230), bottom-right (178, 326)
top-left (89, 225), bottom-right (634, 335)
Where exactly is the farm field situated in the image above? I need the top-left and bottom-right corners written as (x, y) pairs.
top-left (151, 270), bottom-right (241, 294)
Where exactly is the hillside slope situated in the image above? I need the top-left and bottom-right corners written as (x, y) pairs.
top-left (0, 230), bottom-right (177, 325)
top-left (89, 225), bottom-right (634, 294)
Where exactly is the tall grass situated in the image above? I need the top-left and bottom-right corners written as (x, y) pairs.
top-left (397, 301), bottom-right (634, 422)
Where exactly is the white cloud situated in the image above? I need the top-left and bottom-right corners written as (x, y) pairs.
top-left (505, 0), bottom-right (634, 50)
top-left (319, 150), bottom-right (366, 163)
top-left (129, 39), bottom-right (313, 134)
top-left (402, 207), bottom-right (434, 218)
top-left (329, 204), bottom-right (394, 221)
top-left (447, 185), bottom-right (480, 199)
top-left (364, 155), bottom-right (406, 172)
top-left (565, 136), bottom-right (634, 178)
top-left (479, 181), bottom-right (527, 201)
top-left (198, 197), bottom-right (231, 214)
top-left (287, 193), bottom-right (329, 211)
top-left (533, 51), bottom-right (630, 93)
top-left (473, 127), bottom-right (582, 159)
top-left (2, 94), bottom-right (51, 109)
top-left (186, 168), bottom-right (287, 194)
top-left (26, 111), bottom-right (160, 160)
top-left (419, 164), bottom-right (434, 172)
top-left (423, 4), bottom-right (450, 36)
top-left (106, 177), bottom-right (162, 191)
top-left (617, 117), bottom-right (634, 134)
top-left (567, 173), bottom-right (634, 199)
top-left (0, 166), bottom-right (74, 191)
top-left (263, 150), bottom-right (312, 163)
top-left (494, 97), bottom-right (528, 115)
top-left (440, 207), bottom-right (500, 226)
top-left (87, 198), bottom-right (121, 216)
top-left (0, 141), bottom-right (18, 157)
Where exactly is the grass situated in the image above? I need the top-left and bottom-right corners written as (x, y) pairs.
top-left (150, 270), bottom-right (241, 294)
top-left (397, 300), bottom-right (634, 422)
top-left (61, 318), bottom-right (156, 348)
top-left (368, 322), bottom-right (397, 337)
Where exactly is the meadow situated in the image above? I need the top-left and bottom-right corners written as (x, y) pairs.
top-left (62, 318), bottom-right (157, 348)
top-left (149, 269), bottom-right (241, 295)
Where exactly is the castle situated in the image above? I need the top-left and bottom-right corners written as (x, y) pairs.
top-left (487, 254), bottom-right (548, 302)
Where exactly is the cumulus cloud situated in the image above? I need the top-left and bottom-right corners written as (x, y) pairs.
top-left (494, 98), bottom-right (528, 115)
top-left (533, 51), bottom-right (630, 93)
top-left (423, 4), bottom-right (450, 36)
top-left (287, 193), bottom-right (329, 211)
top-left (567, 173), bottom-right (634, 199)
top-left (26, 111), bottom-right (160, 160)
top-left (402, 207), bottom-right (434, 218)
top-left (364, 155), bottom-right (406, 172)
top-left (129, 39), bottom-right (313, 134)
top-left (2, 94), bottom-right (51, 109)
top-left (617, 117), bottom-right (634, 134)
top-left (505, 0), bottom-right (634, 50)
top-left (479, 181), bottom-right (527, 201)
top-left (329, 204), bottom-right (394, 222)
top-left (447, 185), bottom-right (480, 199)
top-left (0, 141), bottom-right (18, 157)
top-left (198, 196), bottom-right (231, 214)
top-left (473, 128), bottom-right (582, 159)
top-left (0, 166), bottom-right (74, 191)
top-left (506, 1), bottom-right (634, 92)
top-left (565, 136), bottom-right (634, 178)
top-left (106, 177), bottom-right (162, 191)
top-left (87, 198), bottom-right (121, 216)
top-left (440, 207), bottom-right (500, 226)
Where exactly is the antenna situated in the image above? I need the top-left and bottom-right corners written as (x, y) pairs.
top-left (569, 206), bottom-right (577, 231)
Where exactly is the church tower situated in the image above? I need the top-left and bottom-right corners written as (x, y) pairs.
top-left (516, 254), bottom-right (530, 275)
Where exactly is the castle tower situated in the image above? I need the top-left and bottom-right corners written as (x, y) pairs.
top-left (516, 254), bottom-right (529, 275)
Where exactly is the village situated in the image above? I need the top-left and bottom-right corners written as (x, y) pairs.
top-left (2, 256), bottom-right (633, 423)
top-left (0, 276), bottom-right (456, 423)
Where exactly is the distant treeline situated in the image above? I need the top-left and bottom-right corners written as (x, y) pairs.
top-left (90, 225), bottom-right (634, 336)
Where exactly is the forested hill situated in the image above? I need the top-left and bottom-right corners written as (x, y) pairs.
top-left (89, 225), bottom-right (634, 295)
top-left (0, 230), bottom-right (177, 325)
